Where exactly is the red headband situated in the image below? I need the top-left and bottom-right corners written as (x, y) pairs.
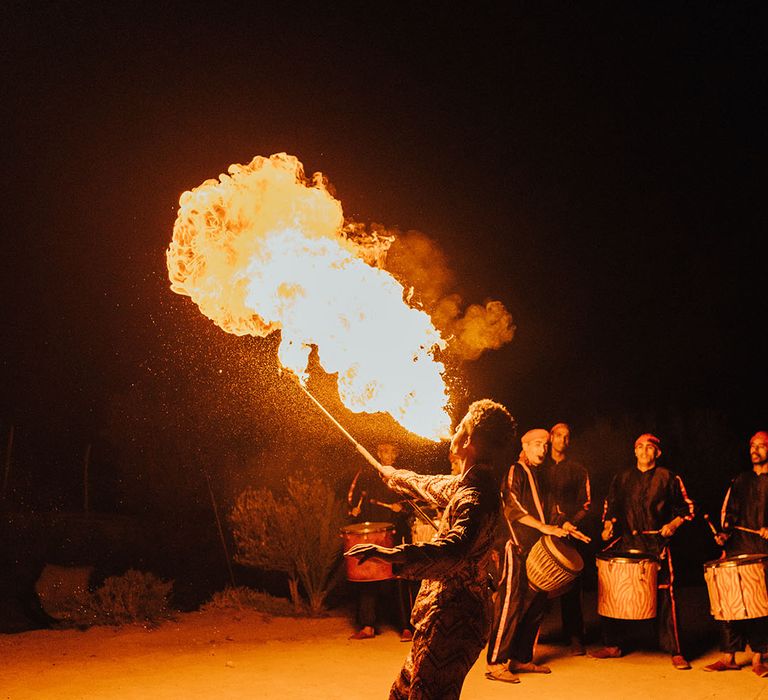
top-left (635, 433), bottom-right (661, 449)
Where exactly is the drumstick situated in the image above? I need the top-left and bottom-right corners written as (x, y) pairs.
top-left (631, 529), bottom-right (661, 535)
top-left (703, 513), bottom-right (719, 536)
top-left (369, 498), bottom-right (402, 512)
top-left (371, 498), bottom-right (439, 531)
top-left (735, 525), bottom-right (763, 536)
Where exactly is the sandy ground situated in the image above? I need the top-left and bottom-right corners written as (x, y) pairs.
top-left (3, 591), bottom-right (768, 700)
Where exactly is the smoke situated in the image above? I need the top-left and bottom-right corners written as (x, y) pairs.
top-left (383, 230), bottom-right (516, 361)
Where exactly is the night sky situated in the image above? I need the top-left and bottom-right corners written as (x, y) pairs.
top-left (1, 4), bottom-right (766, 514)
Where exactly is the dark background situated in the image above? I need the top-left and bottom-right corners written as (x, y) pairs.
top-left (1, 3), bottom-right (766, 595)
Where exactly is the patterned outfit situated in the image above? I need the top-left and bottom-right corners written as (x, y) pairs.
top-left (486, 460), bottom-right (549, 665)
top-left (539, 456), bottom-right (591, 644)
top-left (601, 465), bottom-right (695, 654)
top-left (717, 470), bottom-right (768, 653)
top-left (383, 463), bottom-right (502, 700)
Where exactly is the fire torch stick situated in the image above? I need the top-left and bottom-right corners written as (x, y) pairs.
top-left (291, 377), bottom-right (380, 469)
top-left (289, 373), bottom-right (439, 531)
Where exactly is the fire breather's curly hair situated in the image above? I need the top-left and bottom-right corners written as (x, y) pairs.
top-left (464, 399), bottom-right (517, 453)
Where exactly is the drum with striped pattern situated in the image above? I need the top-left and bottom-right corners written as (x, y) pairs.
top-left (526, 535), bottom-right (584, 596)
top-left (704, 554), bottom-right (768, 621)
top-left (596, 551), bottom-right (660, 620)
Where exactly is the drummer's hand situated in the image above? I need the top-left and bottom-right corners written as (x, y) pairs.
top-left (345, 544), bottom-right (407, 565)
top-left (389, 502), bottom-right (404, 513)
top-left (601, 520), bottom-right (614, 541)
top-left (540, 523), bottom-right (568, 538)
top-left (349, 506), bottom-right (361, 518)
top-left (563, 522), bottom-right (591, 543)
top-left (660, 517), bottom-right (683, 538)
top-left (714, 532), bottom-right (728, 546)
top-left (760, 527), bottom-right (768, 540)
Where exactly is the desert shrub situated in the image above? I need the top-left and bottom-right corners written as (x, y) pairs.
top-left (65, 569), bottom-right (174, 627)
top-left (230, 473), bottom-right (345, 614)
top-left (202, 586), bottom-right (301, 617)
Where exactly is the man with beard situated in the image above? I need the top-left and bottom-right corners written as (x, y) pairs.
top-left (704, 431), bottom-right (768, 677)
top-left (485, 428), bottom-right (586, 683)
top-left (590, 433), bottom-right (695, 670)
top-left (345, 399), bottom-right (517, 700)
top-left (539, 422), bottom-right (591, 655)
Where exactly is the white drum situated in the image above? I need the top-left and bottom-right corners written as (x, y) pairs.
top-left (704, 554), bottom-right (768, 621)
top-left (596, 551), bottom-right (660, 620)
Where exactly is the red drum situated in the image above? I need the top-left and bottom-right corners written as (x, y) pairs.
top-left (526, 535), bottom-right (584, 596)
top-left (341, 522), bottom-right (395, 582)
top-left (596, 551), bottom-right (660, 620)
top-left (704, 554), bottom-right (768, 621)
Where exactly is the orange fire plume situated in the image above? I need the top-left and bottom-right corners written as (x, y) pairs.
top-left (167, 153), bottom-right (451, 440)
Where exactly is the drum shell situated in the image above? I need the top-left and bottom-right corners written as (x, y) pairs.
top-left (704, 554), bottom-right (768, 621)
top-left (526, 535), bottom-right (584, 595)
top-left (341, 522), bottom-right (395, 582)
top-left (596, 552), bottom-right (659, 620)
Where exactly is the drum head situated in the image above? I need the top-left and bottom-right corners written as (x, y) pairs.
top-left (543, 535), bottom-right (584, 572)
top-left (596, 550), bottom-right (659, 564)
top-left (341, 521), bottom-right (394, 535)
top-left (704, 553), bottom-right (768, 570)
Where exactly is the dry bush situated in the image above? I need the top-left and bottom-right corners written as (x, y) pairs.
top-left (202, 586), bottom-right (301, 617)
top-left (64, 569), bottom-right (174, 627)
top-left (230, 474), bottom-right (345, 614)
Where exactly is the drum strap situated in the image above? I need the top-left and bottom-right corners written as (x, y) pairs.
top-left (520, 463), bottom-right (545, 523)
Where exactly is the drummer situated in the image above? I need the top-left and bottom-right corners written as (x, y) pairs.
top-left (539, 422), bottom-right (592, 655)
top-left (347, 441), bottom-right (412, 641)
top-left (704, 430), bottom-right (768, 676)
top-left (590, 433), bottom-right (695, 669)
top-left (485, 428), bottom-right (578, 683)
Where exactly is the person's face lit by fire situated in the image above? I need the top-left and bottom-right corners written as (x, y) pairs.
top-left (550, 424), bottom-right (570, 456)
top-left (522, 437), bottom-right (549, 466)
top-left (376, 443), bottom-right (399, 467)
top-left (449, 450), bottom-right (462, 476)
top-left (449, 415), bottom-right (474, 474)
top-left (634, 439), bottom-right (660, 469)
top-left (750, 433), bottom-right (768, 468)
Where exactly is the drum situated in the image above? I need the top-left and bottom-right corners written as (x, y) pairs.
top-left (410, 517), bottom-right (441, 544)
top-left (596, 551), bottom-right (660, 620)
top-left (526, 535), bottom-right (584, 596)
top-left (704, 554), bottom-right (768, 621)
top-left (340, 521), bottom-right (395, 582)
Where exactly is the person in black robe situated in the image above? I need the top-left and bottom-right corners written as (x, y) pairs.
top-left (485, 428), bottom-right (587, 684)
top-left (347, 442), bottom-right (412, 641)
top-left (590, 433), bottom-right (695, 670)
top-left (539, 422), bottom-right (591, 655)
top-left (704, 430), bottom-right (768, 677)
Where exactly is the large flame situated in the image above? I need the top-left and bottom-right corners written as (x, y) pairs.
top-left (167, 153), bottom-right (450, 440)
